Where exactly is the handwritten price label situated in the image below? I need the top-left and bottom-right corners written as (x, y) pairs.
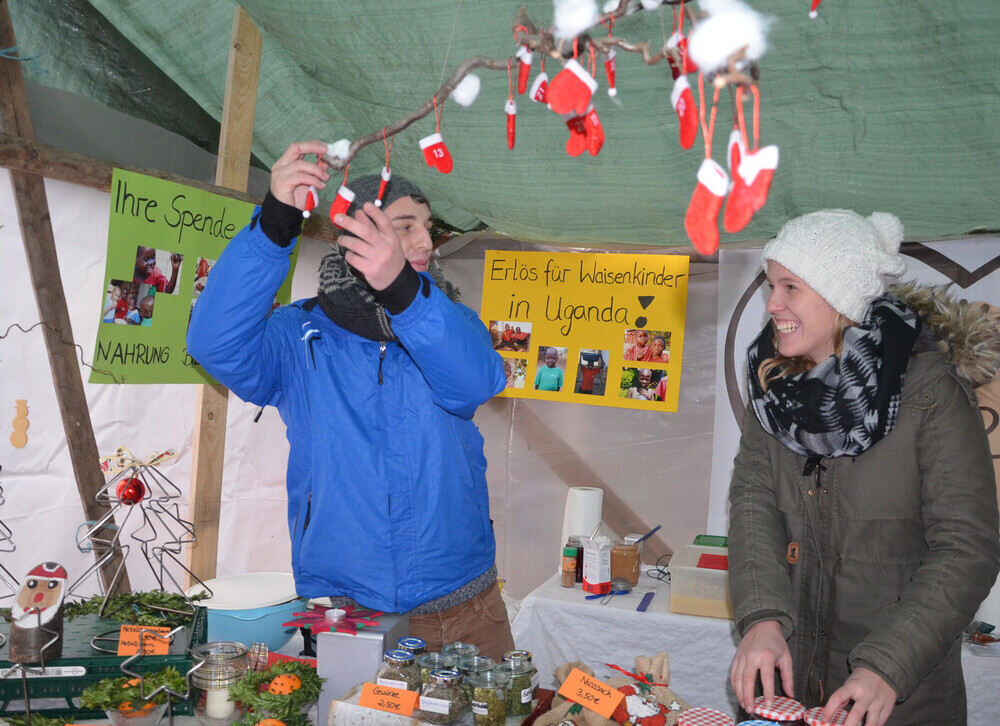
top-left (557, 667), bottom-right (623, 719)
top-left (359, 682), bottom-right (418, 716)
top-left (116, 625), bottom-right (171, 656)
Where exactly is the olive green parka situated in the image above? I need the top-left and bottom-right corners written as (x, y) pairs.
top-left (729, 285), bottom-right (1000, 724)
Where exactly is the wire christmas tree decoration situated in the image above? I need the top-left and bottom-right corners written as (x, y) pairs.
top-left (68, 447), bottom-right (212, 618)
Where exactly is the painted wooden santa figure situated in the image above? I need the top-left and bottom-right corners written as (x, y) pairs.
top-left (9, 561), bottom-right (68, 663)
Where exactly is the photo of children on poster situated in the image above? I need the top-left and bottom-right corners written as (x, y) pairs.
top-left (90, 169), bottom-right (296, 383)
top-left (480, 250), bottom-right (688, 411)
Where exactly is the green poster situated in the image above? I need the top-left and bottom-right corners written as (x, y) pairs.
top-left (90, 169), bottom-right (297, 384)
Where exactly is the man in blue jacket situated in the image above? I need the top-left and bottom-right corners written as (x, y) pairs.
top-left (188, 141), bottom-right (514, 658)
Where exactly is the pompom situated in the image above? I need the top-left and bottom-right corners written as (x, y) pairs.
top-left (868, 211), bottom-right (905, 253)
top-left (553, 0), bottom-right (600, 40)
top-left (451, 73), bottom-right (481, 107)
top-left (601, 0), bottom-right (619, 11)
top-left (688, 0), bottom-right (772, 73)
top-left (326, 139), bottom-right (350, 160)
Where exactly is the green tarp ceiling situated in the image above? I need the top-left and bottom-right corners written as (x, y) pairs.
top-left (9, 0), bottom-right (1000, 247)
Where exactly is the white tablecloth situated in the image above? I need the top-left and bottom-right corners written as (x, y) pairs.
top-left (511, 572), bottom-right (1000, 725)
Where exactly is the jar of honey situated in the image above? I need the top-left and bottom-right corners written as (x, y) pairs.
top-left (610, 541), bottom-right (640, 587)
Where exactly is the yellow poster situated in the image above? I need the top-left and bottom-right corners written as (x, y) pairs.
top-left (480, 251), bottom-right (689, 411)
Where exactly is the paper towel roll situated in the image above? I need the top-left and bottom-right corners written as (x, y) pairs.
top-left (560, 487), bottom-right (604, 551)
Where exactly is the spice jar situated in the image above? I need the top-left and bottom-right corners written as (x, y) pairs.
top-left (568, 536), bottom-right (584, 583)
top-left (496, 655), bottom-right (534, 717)
top-left (376, 648), bottom-right (421, 692)
top-left (417, 652), bottom-right (458, 686)
top-left (456, 655), bottom-right (495, 702)
top-left (611, 541), bottom-right (641, 587)
top-left (397, 636), bottom-right (427, 656)
top-left (418, 669), bottom-right (463, 724)
top-left (468, 668), bottom-right (509, 726)
top-left (441, 641), bottom-right (479, 660)
top-left (191, 641), bottom-right (249, 725)
top-left (561, 541), bottom-right (577, 587)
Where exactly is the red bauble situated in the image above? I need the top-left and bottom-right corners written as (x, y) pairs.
top-left (116, 477), bottom-right (145, 505)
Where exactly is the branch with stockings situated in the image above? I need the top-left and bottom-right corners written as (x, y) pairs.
top-left (311, 0), bottom-right (778, 255)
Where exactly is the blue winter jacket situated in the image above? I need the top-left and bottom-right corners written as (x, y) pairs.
top-left (187, 212), bottom-right (505, 612)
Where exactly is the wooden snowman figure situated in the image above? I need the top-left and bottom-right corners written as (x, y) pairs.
top-left (9, 561), bottom-right (68, 663)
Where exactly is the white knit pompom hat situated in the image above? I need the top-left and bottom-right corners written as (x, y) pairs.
top-left (762, 209), bottom-right (907, 322)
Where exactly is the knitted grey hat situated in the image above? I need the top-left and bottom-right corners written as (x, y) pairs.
top-left (762, 209), bottom-right (907, 322)
top-left (347, 173), bottom-right (427, 216)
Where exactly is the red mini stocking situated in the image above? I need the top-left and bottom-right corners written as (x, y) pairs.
top-left (671, 76), bottom-right (698, 149)
top-left (684, 158), bottom-right (728, 254)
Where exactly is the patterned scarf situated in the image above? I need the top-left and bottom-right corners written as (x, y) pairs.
top-left (747, 294), bottom-right (920, 460)
top-left (315, 248), bottom-right (460, 342)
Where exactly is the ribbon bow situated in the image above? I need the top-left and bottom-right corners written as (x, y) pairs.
top-left (100, 446), bottom-right (177, 474)
top-left (605, 663), bottom-right (670, 688)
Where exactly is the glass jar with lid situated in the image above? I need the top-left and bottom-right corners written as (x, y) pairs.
top-left (456, 655), bottom-right (495, 702)
top-left (416, 652), bottom-right (458, 686)
top-left (496, 655), bottom-right (535, 717)
top-left (440, 641), bottom-right (479, 660)
top-left (503, 649), bottom-right (539, 701)
top-left (376, 648), bottom-right (421, 692)
top-left (467, 668), bottom-right (510, 726)
top-left (397, 636), bottom-right (427, 656)
top-left (418, 669), bottom-right (463, 724)
top-left (190, 641), bottom-right (249, 725)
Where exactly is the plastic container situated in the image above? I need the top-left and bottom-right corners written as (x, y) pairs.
top-left (669, 544), bottom-right (733, 619)
top-left (186, 573), bottom-right (303, 651)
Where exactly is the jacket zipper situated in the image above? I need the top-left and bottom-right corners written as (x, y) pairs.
top-left (378, 343), bottom-right (386, 385)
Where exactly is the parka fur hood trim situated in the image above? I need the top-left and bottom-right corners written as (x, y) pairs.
top-left (891, 281), bottom-right (1000, 388)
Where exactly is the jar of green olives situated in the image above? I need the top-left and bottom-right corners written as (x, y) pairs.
top-left (496, 655), bottom-right (535, 717)
top-left (376, 648), bottom-right (421, 692)
top-left (418, 669), bottom-right (463, 724)
top-left (468, 668), bottom-right (510, 726)
top-left (416, 652), bottom-right (458, 686)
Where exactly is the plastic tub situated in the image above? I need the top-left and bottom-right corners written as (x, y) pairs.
top-left (669, 544), bottom-right (733, 619)
top-left (187, 573), bottom-right (303, 651)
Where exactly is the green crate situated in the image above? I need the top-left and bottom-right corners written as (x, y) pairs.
top-left (0, 606), bottom-right (206, 718)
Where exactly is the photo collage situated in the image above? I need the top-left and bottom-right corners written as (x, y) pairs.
top-left (490, 321), bottom-right (672, 404)
top-left (100, 245), bottom-right (217, 337)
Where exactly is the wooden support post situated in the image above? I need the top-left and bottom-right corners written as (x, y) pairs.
top-left (0, 0), bottom-right (130, 593)
top-left (186, 7), bottom-right (262, 585)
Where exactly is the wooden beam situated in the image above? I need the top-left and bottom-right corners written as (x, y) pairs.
top-left (0, 132), bottom-right (340, 244)
top-left (0, 0), bottom-right (130, 593)
top-left (186, 7), bottom-right (263, 586)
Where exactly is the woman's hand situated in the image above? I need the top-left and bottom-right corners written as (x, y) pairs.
top-left (823, 667), bottom-right (896, 726)
top-left (269, 141), bottom-right (330, 209)
top-left (334, 202), bottom-right (407, 291)
top-left (730, 620), bottom-right (794, 714)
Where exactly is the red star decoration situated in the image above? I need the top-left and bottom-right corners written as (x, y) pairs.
top-left (282, 604), bottom-right (382, 635)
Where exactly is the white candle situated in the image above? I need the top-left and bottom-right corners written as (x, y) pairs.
top-left (205, 688), bottom-right (235, 720)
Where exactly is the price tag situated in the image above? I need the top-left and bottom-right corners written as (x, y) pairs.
top-left (116, 625), bottom-right (171, 655)
top-left (359, 681), bottom-right (418, 716)
top-left (557, 667), bottom-right (624, 720)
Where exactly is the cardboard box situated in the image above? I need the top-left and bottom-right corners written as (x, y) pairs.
top-left (316, 612), bottom-right (410, 723)
top-left (669, 544), bottom-right (734, 619)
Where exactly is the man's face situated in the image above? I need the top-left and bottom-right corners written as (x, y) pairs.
top-left (545, 352), bottom-right (558, 367)
top-left (384, 196), bottom-right (433, 272)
